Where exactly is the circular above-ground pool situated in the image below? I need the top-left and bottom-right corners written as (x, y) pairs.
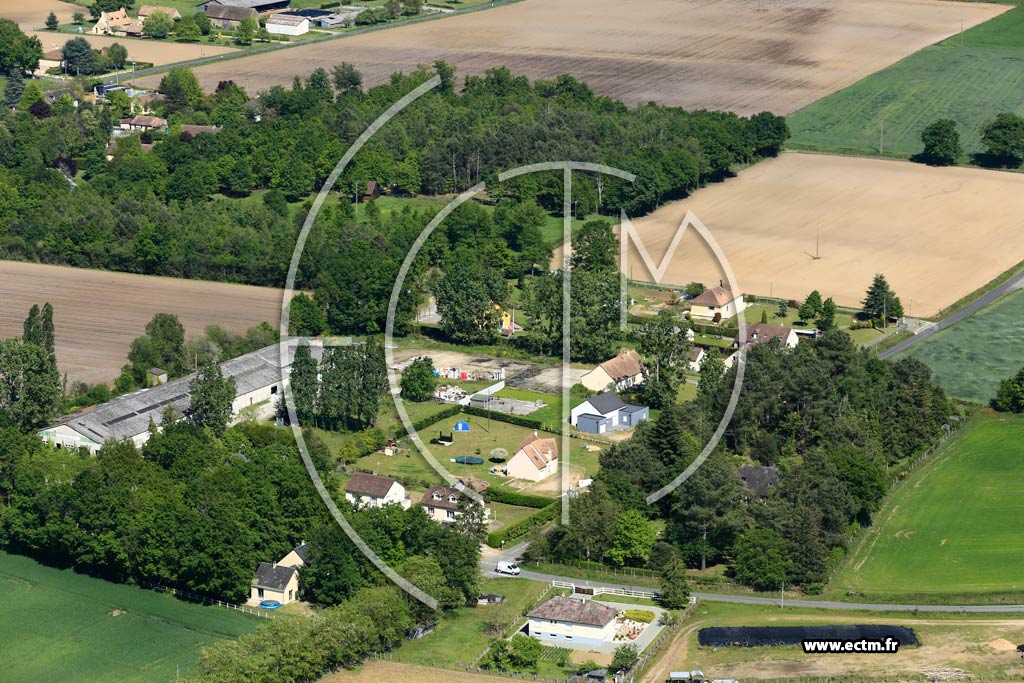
top-left (259, 600), bottom-right (282, 610)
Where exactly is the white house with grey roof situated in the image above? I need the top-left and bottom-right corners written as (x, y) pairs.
top-left (527, 595), bottom-right (617, 647)
top-left (569, 391), bottom-right (649, 434)
top-left (38, 343), bottom-right (320, 454)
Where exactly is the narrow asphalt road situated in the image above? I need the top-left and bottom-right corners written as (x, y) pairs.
top-left (482, 560), bottom-right (1024, 613)
top-left (878, 267), bottom-right (1024, 360)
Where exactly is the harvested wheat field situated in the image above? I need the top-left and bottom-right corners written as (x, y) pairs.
top-left (0, 0), bottom-right (80, 30)
top-left (27, 31), bottom-right (237, 67)
top-left (622, 153), bottom-right (1024, 318)
top-left (0, 262), bottom-right (282, 386)
top-left (135, 0), bottom-right (1006, 115)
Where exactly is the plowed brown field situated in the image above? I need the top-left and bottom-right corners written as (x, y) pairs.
top-left (0, 261), bottom-right (283, 386)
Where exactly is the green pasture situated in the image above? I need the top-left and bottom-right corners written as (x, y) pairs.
top-left (901, 290), bottom-right (1024, 404)
top-left (831, 413), bottom-right (1024, 601)
top-left (0, 551), bottom-right (257, 683)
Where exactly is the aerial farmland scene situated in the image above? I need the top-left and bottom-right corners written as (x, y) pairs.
top-left (2, 0), bottom-right (1024, 681)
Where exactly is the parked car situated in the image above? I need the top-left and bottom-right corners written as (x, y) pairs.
top-left (495, 561), bottom-right (521, 575)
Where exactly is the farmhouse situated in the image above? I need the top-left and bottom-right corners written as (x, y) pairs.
top-left (198, 0), bottom-right (291, 13)
top-left (38, 48), bottom-right (65, 73)
top-left (570, 392), bottom-right (649, 434)
top-left (38, 343), bottom-right (315, 455)
top-left (203, 3), bottom-right (258, 28)
top-left (419, 484), bottom-right (489, 524)
top-left (344, 472), bottom-right (411, 509)
top-left (743, 323), bottom-right (798, 349)
top-left (138, 5), bottom-right (182, 21)
top-left (249, 542), bottom-right (307, 606)
top-left (580, 349), bottom-right (644, 393)
top-left (266, 13), bottom-right (310, 35)
top-left (527, 595), bottom-right (617, 647)
top-left (90, 8), bottom-right (142, 36)
top-left (506, 432), bottom-right (558, 482)
top-left (737, 464), bottom-right (779, 502)
top-left (689, 283), bottom-right (746, 322)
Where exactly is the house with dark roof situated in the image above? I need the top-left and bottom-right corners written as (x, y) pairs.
top-left (527, 596), bottom-right (617, 647)
top-left (569, 391), bottom-right (649, 435)
top-left (203, 3), bottom-right (258, 28)
top-left (419, 484), bottom-right (489, 524)
top-left (738, 464), bottom-right (779, 502)
top-left (742, 323), bottom-right (799, 349)
top-left (506, 432), bottom-right (557, 482)
top-left (689, 283), bottom-right (746, 322)
top-left (198, 0), bottom-right (291, 15)
top-left (344, 472), bottom-right (410, 509)
top-left (580, 349), bottom-right (645, 393)
top-left (248, 541), bottom-right (307, 605)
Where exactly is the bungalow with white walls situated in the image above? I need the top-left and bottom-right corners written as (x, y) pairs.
top-left (506, 433), bottom-right (558, 482)
top-left (527, 596), bottom-right (617, 648)
top-left (344, 472), bottom-right (411, 509)
top-left (689, 283), bottom-right (745, 322)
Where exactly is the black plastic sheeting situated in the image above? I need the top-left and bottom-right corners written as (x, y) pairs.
top-left (698, 625), bottom-right (920, 647)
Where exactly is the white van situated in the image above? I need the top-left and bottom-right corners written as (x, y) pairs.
top-left (495, 561), bottom-right (521, 576)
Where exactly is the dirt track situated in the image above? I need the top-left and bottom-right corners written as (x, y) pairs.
top-left (623, 153), bottom-right (1024, 318)
top-left (134, 0), bottom-right (1006, 115)
top-left (0, 261), bottom-right (282, 386)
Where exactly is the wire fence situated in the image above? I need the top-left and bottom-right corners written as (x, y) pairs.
top-left (140, 582), bottom-right (277, 619)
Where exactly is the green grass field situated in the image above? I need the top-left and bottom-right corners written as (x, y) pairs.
top-left (0, 551), bottom-right (258, 682)
top-left (901, 290), bottom-right (1024, 404)
top-left (787, 43), bottom-right (1024, 156)
top-left (940, 5), bottom-right (1024, 49)
top-left (831, 413), bottom-right (1024, 602)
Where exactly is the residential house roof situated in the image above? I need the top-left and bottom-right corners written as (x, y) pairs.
top-left (585, 391), bottom-right (627, 416)
top-left (515, 432), bottom-right (558, 471)
top-left (745, 323), bottom-right (794, 346)
top-left (138, 5), bottom-right (182, 17)
top-left (688, 347), bottom-right (705, 363)
top-left (598, 349), bottom-right (643, 382)
top-left (289, 542), bottom-right (308, 563)
top-left (204, 4), bottom-right (258, 20)
top-left (691, 284), bottom-right (741, 307)
top-left (619, 404), bottom-right (647, 416)
top-left (179, 124), bottom-right (223, 137)
top-left (345, 472), bottom-right (398, 498)
top-left (204, 0), bottom-right (291, 9)
top-left (737, 464), bottom-right (779, 499)
top-left (266, 12), bottom-right (307, 25)
top-left (122, 115), bottom-right (167, 128)
top-left (252, 562), bottom-right (297, 591)
top-left (43, 48), bottom-right (64, 61)
top-left (420, 484), bottom-right (462, 511)
top-left (528, 596), bottom-right (616, 627)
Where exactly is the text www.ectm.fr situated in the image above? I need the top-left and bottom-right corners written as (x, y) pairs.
top-left (802, 639), bottom-right (901, 654)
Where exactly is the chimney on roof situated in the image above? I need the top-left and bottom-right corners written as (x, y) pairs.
top-left (719, 279), bottom-right (723, 287)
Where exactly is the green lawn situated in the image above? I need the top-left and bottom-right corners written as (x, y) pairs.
top-left (831, 413), bottom-right (1024, 602)
top-left (900, 290), bottom-right (1024, 404)
top-left (787, 43), bottom-right (1024, 156)
top-left (397, 578), bottom-right (549, 667)
top-left (0, 551), bottom-right (258, 682)
top-left (940, 5), bottom-right (1024, 49)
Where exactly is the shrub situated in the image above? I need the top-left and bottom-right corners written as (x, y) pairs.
top-left (486, 502), bottom-right (558, 548)
top-left (623, 609), bottom-right (655, 623)
top-left (485, 486), bottom-right (552, 509)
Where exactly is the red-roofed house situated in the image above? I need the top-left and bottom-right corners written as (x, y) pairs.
top-left (690, 283), bottom-right (746, 322)
top-left (506, 432), bottom-right (558, 482)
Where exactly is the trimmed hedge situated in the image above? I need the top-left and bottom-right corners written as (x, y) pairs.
top-left (462, 405), bottom-right (543, 430)
top-left (404, 404), bottom-right (462, 435)
top-left (486, 502), bottom-right (558, 548)
top-left (486, 486), bottom-right (553, 509)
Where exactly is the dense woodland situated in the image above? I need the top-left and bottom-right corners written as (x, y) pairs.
top-left (534, 330), bottom-right (954, 591)
top-left (2, 32), bottom-right (788, 331)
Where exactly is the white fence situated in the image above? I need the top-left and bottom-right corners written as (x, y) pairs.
top-left (550, 580), bottom-right (685, 602)
top-left (142, 582), bottom-right (277, 619)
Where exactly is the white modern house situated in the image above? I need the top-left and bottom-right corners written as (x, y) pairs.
top-left (343, 472), bottom-right (411, 509)
top-left (570, 392), bottom-right (649, 435)
top-left (266, 13), bottom-right (309, 35)
top-left (689, 283), bottom-right (746, 322)
top-left (505, 433), bottom-right (558, 482)
top-left (527, 596), bottom-right (617, 648)
top-left (580, 349), bottom-right (645, 393)
top-left (38, 343), bottom-right (321, 454)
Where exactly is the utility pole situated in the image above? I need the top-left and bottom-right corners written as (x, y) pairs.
top-left (880, 118), bottom-right (884, 155)
top-left (961, 19), bottom-right (965, 48)
top-left (781, 581), bottom-right (785, 609)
